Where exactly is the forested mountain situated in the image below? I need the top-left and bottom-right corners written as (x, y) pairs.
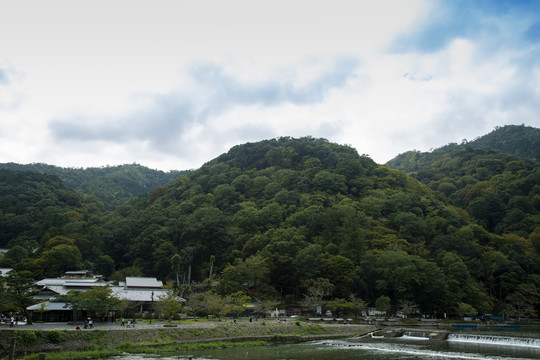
top-left (0, 163), bottom-right (188, 209)
top-left (387, 124), bottom-right (539, 173)
top-left (467, 125), bottom-right (540, 159)
top-left (1, 135), bottom-right (539, 319)
top-left (0, 169), bottom-right (89, 249)
top-left (386, 125), bottom-right (540, 238)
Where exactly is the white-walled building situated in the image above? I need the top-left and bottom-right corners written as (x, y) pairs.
top-left (27, 271), bottom-right (183, 322)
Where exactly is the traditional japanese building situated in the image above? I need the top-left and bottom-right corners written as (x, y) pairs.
top-left (27, 271), bottom-right (183, 322)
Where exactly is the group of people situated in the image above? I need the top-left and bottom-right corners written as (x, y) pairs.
top-left (74, 318), bottom-right (94, 330)
top-left (73, 317), bottom-right (141, 330)
top-left (2, 315), bottom-right (20, 327)
top-left (120, 317), bottom-right (136, 328)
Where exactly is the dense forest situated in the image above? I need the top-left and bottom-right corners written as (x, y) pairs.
top-left (0, 163), bottom-right (187, 209)
top-left (386, 125), bottom-right (540, 237)
top-left (1, 126), bottom-right (539, 319)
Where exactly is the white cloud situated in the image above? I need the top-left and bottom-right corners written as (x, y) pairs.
top-left (0, 0), bottom-right (538, 170)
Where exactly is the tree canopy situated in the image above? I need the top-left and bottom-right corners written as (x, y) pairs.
top-left (1, 131), bottom-right (539, 319)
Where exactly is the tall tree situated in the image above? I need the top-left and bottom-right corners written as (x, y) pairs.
top-left (57, 286), bottom-right (125, 321)
top-left (181, 246), bottom-right (196, 286)
top-left (5, 271), bottom-right (37, 324)
top-left (375, 295), bottom-right (392, 317)
top-left (157, 289), bottom-right (184, 322)
top-left (171, 254), bottom-right (182, 290)
top-left (208, 255), bottom-right (216, 281)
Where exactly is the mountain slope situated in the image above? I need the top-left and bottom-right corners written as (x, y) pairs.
top-left (386, 125), bottom-right (540, 237)
top-left (0, 163), bottom-right (188, 209)
top-left (90, 137), bottom-right (539, 317)
top-left (467, 124), bottom-right (540, 159)
top-left (0, 169), bottom-right (83, 249)
top-left (1, 136), bottom-right (538, 319)
top-left (387, 124), bottom-right (540, 173)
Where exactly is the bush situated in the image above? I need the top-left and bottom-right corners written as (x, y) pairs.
top-left (271, 334), bottom-right (287, 341)
top-left (23, 331), bottom-right (38, 343)
top-left (116, 342), bottom-right (135, 351)
top-left (47, 330), bottom-right (64, 343)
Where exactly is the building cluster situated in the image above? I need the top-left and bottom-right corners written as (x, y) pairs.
top-left (22, 270), bottom-right (179, 322)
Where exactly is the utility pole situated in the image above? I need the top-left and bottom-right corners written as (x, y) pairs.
top-left (150, 291), bottom-right (154, 325)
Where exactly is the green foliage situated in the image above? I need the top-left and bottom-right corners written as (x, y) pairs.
top-left (456, 302), bottom-right (478, 318)
top-left (46, 329), bottom-right (64, 343)
top-left (217, 255), bottom-right (274, 298)
top-left (187, 291), bottom-right (230, 317)
top-left (22, 330), bottom-right (38, 343)
top-left (157, 289), bottom-right (184, 321)
top-left (467, 125), bottom-right (540, 159)
top-left (386, 126), bottom-right (540, 238)
top-left (24, 348), bottom-right (119, 360)
top-left (0, 169), bottom-right (79, 249)
top-left (56, 286), bottom-right (125, 319)
top-left (375, 295), bottom-right (392, 315)
top-left (271, 334), bottom-right (288, 341)
top-left (40, 244), bottom-right (83, 277)
top-left (4, 271), bottom-right (37, 324)
top-left (2, 134), bottom-right (540, 320)
top-left (0, 162), bottom-right (188, 209)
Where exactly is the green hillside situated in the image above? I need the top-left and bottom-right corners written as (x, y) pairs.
top-left (387, 124), bottom-right (539, 173)
top-left (386, 126), bottom-right (540, 238)
top-left (1, 136), bottom-right (539, 319)
top-left (0, 169), bottom-right (88, 250)
top-left (0, 163), bottom-right (188, 209)
top-left (468, 124), bottom-right (540, 159)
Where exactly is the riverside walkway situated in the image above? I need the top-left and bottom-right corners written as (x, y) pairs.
top-left (0, 320), bottom-right (216, 331)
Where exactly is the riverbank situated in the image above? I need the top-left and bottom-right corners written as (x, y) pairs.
top-left (0, 320), bottom-right (376, 358)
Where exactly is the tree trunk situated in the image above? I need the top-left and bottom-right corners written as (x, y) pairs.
top-left (23, 308), bottom-right (33, 325)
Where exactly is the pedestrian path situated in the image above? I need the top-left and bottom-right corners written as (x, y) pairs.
top-left (0, 321), bottom-right (163, 330)
top-left (0, 321), bottom-right (217, 330)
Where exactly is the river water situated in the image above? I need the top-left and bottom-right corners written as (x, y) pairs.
top-left (112, 331), bottom-right (540, 360)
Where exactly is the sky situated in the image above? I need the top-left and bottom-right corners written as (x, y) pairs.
top-left (0, 0), bottom-right (539, 171)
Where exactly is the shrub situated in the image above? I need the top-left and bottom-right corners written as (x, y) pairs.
top-left (271, 334), bottom-right (287, 341)
top-left (47, 330), bottom-right (64, 343)
top-left (23, 331), bottom-right (38, 343)
top-left (116, 342), bottom-right (135, 351)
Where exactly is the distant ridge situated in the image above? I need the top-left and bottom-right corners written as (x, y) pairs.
top-left (386, 124), bottom-right (540, 173)
top-left (466, 124), bottom-right (540, 159)
top-left (0, 162), bottom-right (189, 209)
top-left (385, 124), bottom-right (539, 236)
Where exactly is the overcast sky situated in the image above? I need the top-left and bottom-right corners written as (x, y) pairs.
top-left (1, 0), bottom-right (539, 171)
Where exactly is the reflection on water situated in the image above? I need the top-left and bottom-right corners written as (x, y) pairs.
top-left (112, 332), bottom-right (540, 360)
